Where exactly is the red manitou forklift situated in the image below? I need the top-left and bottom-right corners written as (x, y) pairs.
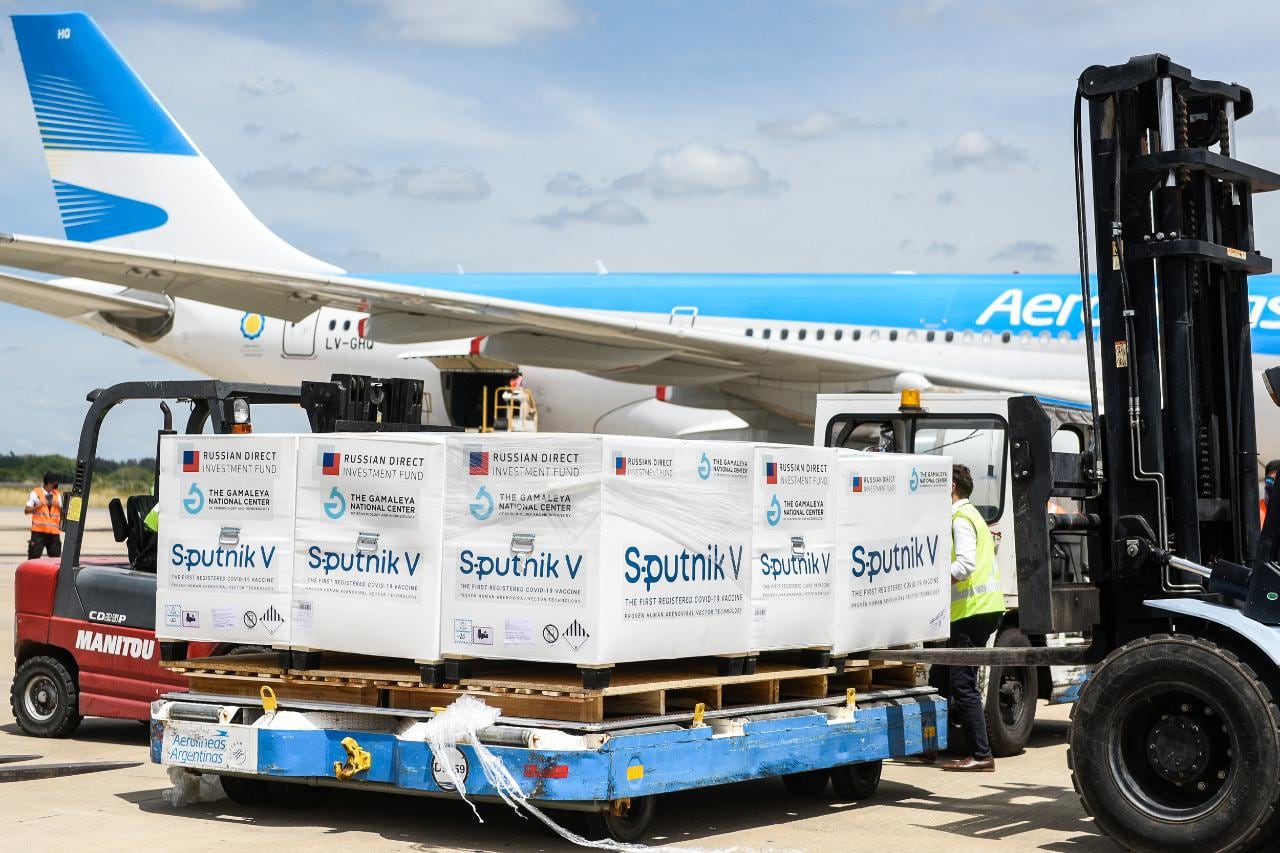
top-left (864, 56), bottom-right (1280, 851)
top-left (10, 376), bottom-right (428, 737)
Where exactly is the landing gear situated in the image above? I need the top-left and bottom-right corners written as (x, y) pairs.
top-left (985, 627), bottom-right (1038, 757)
top-left (1070, 635), bottom-right (1280, 853)
top-left (584, 796), bottom-right (657, 843)
top-left (11, 656), bottom-right (81, 738)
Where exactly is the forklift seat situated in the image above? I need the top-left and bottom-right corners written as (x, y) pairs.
top-left (107, 498), bottom-right (130, 542)
top-left (126, 494), bottom-right (158, 572)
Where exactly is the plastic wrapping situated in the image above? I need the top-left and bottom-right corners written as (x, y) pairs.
top-left (156, 434), bottom-right (298, 644)
top-left (832, 450), bottom-right (953, 653)
top-left (750, 445), bottom-right (837, 651)
top-left (441, 434), bottom-right (753, 665)
top-left (161, 765), bottom-right (226, 806)
top-left (291, 434), bottom-right (446, 659)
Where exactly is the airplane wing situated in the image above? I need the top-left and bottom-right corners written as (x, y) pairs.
top-left (0, 269), bottom-right (170, 319)
top-left (0, 232), bottom-right (1090, 407)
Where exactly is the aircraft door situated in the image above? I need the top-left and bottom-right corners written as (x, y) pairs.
top-left (282, 310), bottom-right (320, 358)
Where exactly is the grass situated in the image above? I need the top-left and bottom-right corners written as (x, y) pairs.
top-left (0, 485), bottom-right (137, 509)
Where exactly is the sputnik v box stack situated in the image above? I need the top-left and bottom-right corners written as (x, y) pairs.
top-left (441, 434), bottom-right (754, 666)
top-left (832, 450), bottom-right (953, 653)
top-left (291, 434), bottom-right (446, 661)
top-left (750, 445), bottom-right (837, 651)
top-left (156, 433), bottom-right (298, 646)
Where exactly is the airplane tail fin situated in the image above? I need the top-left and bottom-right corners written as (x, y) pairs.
top-left (8, 13), bottom-right (340, 273)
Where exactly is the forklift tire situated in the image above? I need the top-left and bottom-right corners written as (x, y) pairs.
top-left (11, 655), bottom-right (82, 738)
top-left (267, 781), bottom-right (331, 809)
top-left (584, 796), bottom-right (656, 844)
top-left (1069, 634), bottom-right (1280, 853)
top-left (218, 774), bottom-right (274, 806)
top-left (831, 760), bottom-right (882, 800)
top-left (781, 769), bottom-right (830, 795)
top-left (985, 627), bottom-right (1038, 758)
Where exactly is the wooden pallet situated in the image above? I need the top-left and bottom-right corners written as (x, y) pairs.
top-left (167, 654), bottom-right (920, 723)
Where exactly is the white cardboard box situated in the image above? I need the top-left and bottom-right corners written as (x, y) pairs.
top-left (291, 434), bottom-right (446, 661)
top-left (832, 451), bottom-right (953, 654)
top-left (750, 445), bottom-right (837, 651)
top-left (156, 433), bottom-right (298, 645)
top-left (441, 434), bottom-right (753, 665)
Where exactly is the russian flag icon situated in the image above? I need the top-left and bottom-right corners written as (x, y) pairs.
top-left (764, 457), bottom-right (777, 484)
top-left (322, 452), bottom-right (341, 476)
top-left (851, 475), bottom-right (863, 493)
top-left (469, 451), bottom-right (489, 476)
top-left (615, 456), bottom-right (627, 475)
top-left (182, 450), bottom-right (200, 473)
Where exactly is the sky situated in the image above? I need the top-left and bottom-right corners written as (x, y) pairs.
top-left (2, 0), bottom-right (1280, 458)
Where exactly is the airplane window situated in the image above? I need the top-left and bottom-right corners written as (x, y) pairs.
top-left (763, 328), bottom-right (772, 339)
top-left (798, 329), bottom-right (807, 341)
top-left (963, 330), bottom-right (974, 342)
top-left (1039, 331), bottom-right (1051, 344)
top-left (907, 330), bottom-right (918, 342)
top-left (780, 329), bottom-right (789, 340)
top-left (889, 330), bottom-right (898, 342)
top-left (1019, 330), bottom-right (1032, 344)
top-left (926, 331), bottom-right (935, 342)
top-left (834, 329), bottom-right (844, 341)
top-left (1001, 331), bottom-right (1011, 343)
top-left (982, 330), bottom-right (993, 343)
top-left (945, 330), bottom-right (955, 342)
top-left (853, 329), bottom-right (862, 341)
top-left (745, 328), bottom-right (754, 337)
top-left (343, 320), bottom-right (351, 331)
top-left (816, 329), bottom-right (825, 341)
top-left (870, 329), bottom-right (881, 342)
top-left (1058, 330), bottom-right (1071, 342)
top-left (328, 319), bottom-right (337, 331)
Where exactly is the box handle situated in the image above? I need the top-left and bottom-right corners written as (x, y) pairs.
top-left (356, 531), bottom-right (379, 553)
top-left (511, 532), bottom-right (536, 554)
top-left (791, 536), bottom-right (806, 554)
top-left (218, 526), bottom-right (240, 547)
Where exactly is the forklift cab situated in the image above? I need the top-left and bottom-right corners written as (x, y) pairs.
top-left (816, 390), bottom-right (1095, 604)
top-left (55, 382), bottom-right (304, 634)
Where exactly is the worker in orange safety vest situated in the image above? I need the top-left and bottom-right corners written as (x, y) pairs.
top-left (25, 471), bottom-right (62, 559)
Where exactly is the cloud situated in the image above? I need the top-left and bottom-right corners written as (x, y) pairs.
top-left (992, 240), bottom-right (1056, 264)
top-left (614, 142), bottom-right (784, 198)
top-left (156, 0), bottom-right (252, 11)
top-left (390, 166), bottom-right (491, 202)
top-left (359, 0), bottom-right (580, 46)
top-left (545, 170), bottom-right (610, 197)
top-left (756, 108), bottom-right (901, 141)
top-left (935, 190), bottom-right (957, 206)
top-left (243, 124), bottom-right (302, 143)
top-left (239, 77), bottom-right (296, 97)
top-left (892, 191), bottom-right (914, 201)
top-left (931, 130), bottom-right (1027, 172)
top-left (530, 199), bottom-right (648, 230)
top-left (926, 240), bottom-right (958, 257)
top-left (241, 162), bottom-right (377, 194)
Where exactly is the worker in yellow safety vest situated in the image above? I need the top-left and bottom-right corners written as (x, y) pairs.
top-left (939, 462), bottom-right (1005, 773)
top-left (24, 471), bottom-right (63, 559)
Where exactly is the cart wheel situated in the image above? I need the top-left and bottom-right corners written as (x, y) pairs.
top-left (985, 626), bottom-right (1038, 757)
top-left (219, 775), bottom-right (274, 806)
top-left (584, 796), bottom-right (656, 843)
top-left (831, 760), bottom-right (882, 800)
top-left (267, 781), bottom-right (331, 809)
top-left (11, 655), bottom-right (82, 738)
top-left (1070, 634), bottom-right (1280, 853)
top-left (781, 769), bottom-right (830, 795)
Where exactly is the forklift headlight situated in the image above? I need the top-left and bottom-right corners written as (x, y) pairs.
top-left (224, 397), bottom-right (252, 433)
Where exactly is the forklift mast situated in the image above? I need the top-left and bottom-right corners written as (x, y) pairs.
top-left (1009, 55), bottom-right (1280, 650)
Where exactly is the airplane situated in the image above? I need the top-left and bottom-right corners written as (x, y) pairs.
top-left (3, 12), bottom-right (1280, 458)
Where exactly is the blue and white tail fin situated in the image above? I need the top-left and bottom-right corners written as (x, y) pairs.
top-left (9, 13), bottom-right (340, 273)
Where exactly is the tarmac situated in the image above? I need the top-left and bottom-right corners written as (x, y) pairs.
top-left (0, 517), bottom-right (1113, 852)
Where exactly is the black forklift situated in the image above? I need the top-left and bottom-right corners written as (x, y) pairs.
top-left (872, 56), bottom-right (1280, 851)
